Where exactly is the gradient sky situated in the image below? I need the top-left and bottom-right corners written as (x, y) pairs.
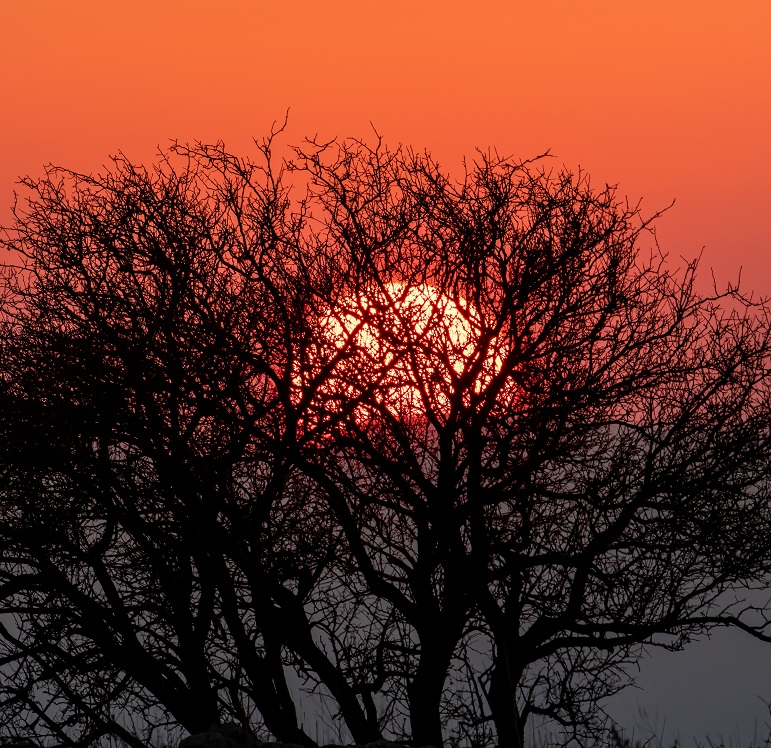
top-left (2, 1), bottom-right (771, 742)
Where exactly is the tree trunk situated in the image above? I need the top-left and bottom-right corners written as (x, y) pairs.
top-left (407, 644), bottom-right (451, 747)
top-left (487, 647), bottom-right (526, 748)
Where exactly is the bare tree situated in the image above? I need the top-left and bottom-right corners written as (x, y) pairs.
top-left (0, 142), bottom-right (380, 747)
top-left (288, 137), bottom-right (771, 747)
top-left (1, 133), bottom-right (771, 748)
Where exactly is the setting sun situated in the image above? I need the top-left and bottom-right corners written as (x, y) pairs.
top-left (315, 281), bottom-right (501, 419)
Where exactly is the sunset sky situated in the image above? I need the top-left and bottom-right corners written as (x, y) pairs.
top-left (3, 1), bottom-right (770, 293)
top-left (2, 0), bottom-right (770, 741)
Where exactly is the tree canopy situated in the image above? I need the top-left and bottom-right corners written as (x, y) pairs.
top-left (2, 133), bottom-right (771, 748)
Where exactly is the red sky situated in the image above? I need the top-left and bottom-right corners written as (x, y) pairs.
top-left (2, 0), bottom-right (769, 295)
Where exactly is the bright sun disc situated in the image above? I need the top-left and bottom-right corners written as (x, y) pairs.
top-left (312, 282), bottom-right (502, 420)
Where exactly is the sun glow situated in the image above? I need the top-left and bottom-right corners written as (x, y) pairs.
top-left (311, 282), bottom-right (502, 420)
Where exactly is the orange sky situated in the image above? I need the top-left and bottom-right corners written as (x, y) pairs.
top-left (2, 1), bottom-right (770, 293)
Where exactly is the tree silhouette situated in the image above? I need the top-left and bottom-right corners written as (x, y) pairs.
top-left (1, 133), bottom-right (771, 748)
